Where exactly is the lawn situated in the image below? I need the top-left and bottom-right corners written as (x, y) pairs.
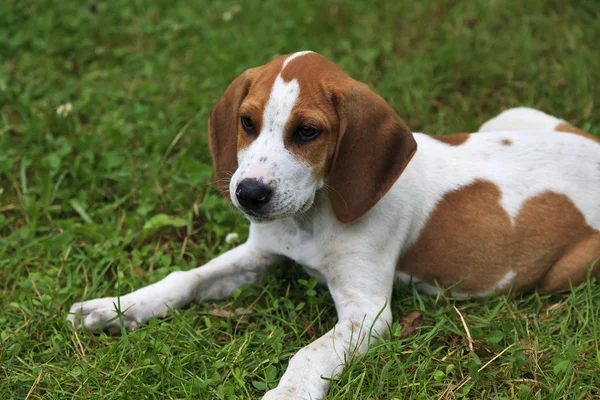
top-left (1, 0), bottom-right (599, 399)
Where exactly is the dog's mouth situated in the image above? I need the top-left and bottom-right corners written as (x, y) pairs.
top-left (240, 197), bottom-right (315, 223)
top-left (243, 209), bottom-right (275, 223)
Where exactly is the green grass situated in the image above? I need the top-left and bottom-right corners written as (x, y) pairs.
top-left (1, 0), bottom-right (599, 398)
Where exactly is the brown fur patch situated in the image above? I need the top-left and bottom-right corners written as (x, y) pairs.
top-left (501, 138), bottom-right (513, 146)
top-left (538, 232), bottom-right (600, 292)
top-left (554, 122), bottom-right (599, 142)
top-left (280, 53), bottom-right (417, 222)
top-left (430, 133), bottom-right (470, 146)
top-left (209, 57), bottom-right (287, 195)
top-left (236, 101), bottom-right (263, 151)
top-left (279, 54), bottom-right (344, 178)
top-left (283, 110), bottom-right (336, 180)
top-left (236, 57), bottom-right (287, 151)
top-left (397, 180), bottom-right (599, 294)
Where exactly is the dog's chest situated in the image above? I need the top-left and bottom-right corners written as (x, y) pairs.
top-left (252, 219), bottom-right (327, 271)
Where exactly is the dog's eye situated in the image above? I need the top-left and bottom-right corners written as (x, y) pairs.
top-left (240, 115), bottom-right (255, 134)
top-left (295, 125), bottom-right (321, 144)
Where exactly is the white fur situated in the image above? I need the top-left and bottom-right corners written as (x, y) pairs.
top-left (68, 103), bottom-right (600, 400)
top-left (479, 107), bottom-right (563, 132)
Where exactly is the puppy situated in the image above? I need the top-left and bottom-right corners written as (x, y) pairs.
top-left (69, 51), bottom-right (600, 399)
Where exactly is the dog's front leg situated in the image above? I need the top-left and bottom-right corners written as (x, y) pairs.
top-left (68, 242), bottom-right (280, 331)
top-left (264, 260), bottom-right (394, 400)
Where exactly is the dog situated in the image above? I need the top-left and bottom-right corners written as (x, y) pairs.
top-left (68, 51), bottom-right (600, 399)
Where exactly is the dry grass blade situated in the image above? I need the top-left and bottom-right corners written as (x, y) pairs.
top-left (453, 305), bottom-right (474, 352)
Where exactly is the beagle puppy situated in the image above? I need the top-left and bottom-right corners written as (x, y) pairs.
top-left (68, 51), bottom-right (600, 399)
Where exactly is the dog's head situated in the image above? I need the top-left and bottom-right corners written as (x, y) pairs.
top-left (209, 51), bottom-right (417, 223)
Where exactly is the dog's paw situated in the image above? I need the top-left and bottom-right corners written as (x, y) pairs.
top-left (67, 297), bottom-right (139, 332)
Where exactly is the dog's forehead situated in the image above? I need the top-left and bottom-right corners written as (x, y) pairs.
top-left (279, 52), bottom-right (348, 86)
top-left (249, 52), bottom-right (350, 104)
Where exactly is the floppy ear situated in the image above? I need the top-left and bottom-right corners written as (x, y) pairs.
top-left (208, 69), bottom-right (256, 197)
top-left (328, 83), bottom-right (417, 223)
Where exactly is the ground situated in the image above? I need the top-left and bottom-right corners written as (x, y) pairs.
top-left (1, 0), bottom-right (599, 399)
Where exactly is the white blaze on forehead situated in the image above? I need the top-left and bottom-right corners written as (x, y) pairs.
top-left (282, 50), bottom-right (314, 69)
top-left (262, 76), bottom-right (299, 143)
top-left (236, 51), bottom-right (307, 171)
top-left (253, 52), bottom-right (314, 148)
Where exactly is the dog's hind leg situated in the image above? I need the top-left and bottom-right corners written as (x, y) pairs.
top-left (538, 232), bottom-right (600, 292)
top-left (67, 242), bottom-right (281, 331)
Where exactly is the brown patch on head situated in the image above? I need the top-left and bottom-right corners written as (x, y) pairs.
top-left (430, 133), bottom-right (471, 146)
top-left (501, 138), bottom-right (513, 146)
top-left (555, 122), bottom-right (599, 142)
top-left (236, 100), bottom-right (263, 152)
top-left (397, 180), bottom-right (599, 295)
top-left (278, 52), bottom-right (417, 222)
top-left (208, 56), bottom-right (286, 195)
top-left (236, 56), bottom-right (287, 151)
top-left (282, 105), bottom-right (337, 180)
top-left (279, 53), bottom-right (348, 179)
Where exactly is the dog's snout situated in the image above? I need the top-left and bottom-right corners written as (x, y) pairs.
top-left (236, 178), bottom-right (273, 210)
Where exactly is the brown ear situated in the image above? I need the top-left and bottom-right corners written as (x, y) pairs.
top-left (329, 83), bottom-right (417, 223)
top-left (208, 69), bottom-right (256, 196)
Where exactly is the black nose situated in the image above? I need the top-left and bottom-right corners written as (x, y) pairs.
top-left (235, 178), bottom-right (273, 210)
